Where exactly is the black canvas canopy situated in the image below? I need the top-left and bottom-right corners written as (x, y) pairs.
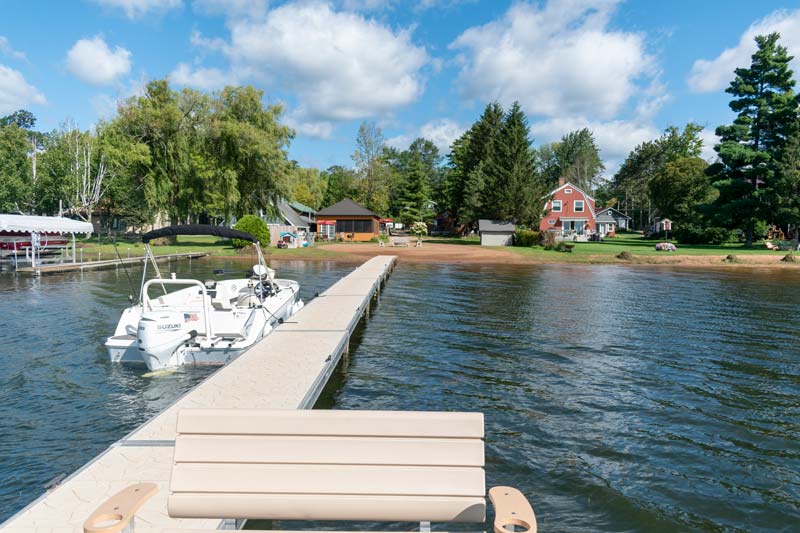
top-left (141, 224), bottom-right (257, 244)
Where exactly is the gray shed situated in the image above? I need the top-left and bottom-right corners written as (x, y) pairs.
top-left (478, 219), bottom-right (515, 246)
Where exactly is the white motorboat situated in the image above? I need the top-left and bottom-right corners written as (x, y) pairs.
top-left (105, 224), bottom-right (304, 372)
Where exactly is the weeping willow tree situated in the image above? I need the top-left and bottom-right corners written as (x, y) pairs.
top-left (109, 80), bottom-right (294, 226)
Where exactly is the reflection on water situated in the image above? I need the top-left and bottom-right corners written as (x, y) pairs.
top-left (2, 261), bottom-right (799, 531)
top-left (0, 258), bottom-right (356, 522)
top-left (312, 264), bottom-right (800, 532)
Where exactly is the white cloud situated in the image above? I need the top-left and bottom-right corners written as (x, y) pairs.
top-left (66, 37), bottom-right (132, 86)
top-left (531, 117), bottom-right (660, 176)
top-left (0, 37), bottom-right (26, 61)
top-left (387, 118), bottom-right (465, 154)
top-left (91, 77), bottom-right (147, 121)
top-left (192, 0), bottom-right (267, 18)
top-left (688, 9), bottom-right (800, 93)
top-left (285, 115), bottom-right (335, 139)
top-left (420, 118), bottom-right (465, 153)
top-left (450, 0), bottom-right (656, 120)
top-left (0, 64), bottom-right (46, 114)
top-left (90, 0), bottom-right (182, 19)
top-left (169, 62), bottom-right (231, 90)
top-left (340, 0), bottom-right (392, 11)
top-left (226, 1), bottom-right (428, 122)
top-left (699, 128), bottom-right (719, 162)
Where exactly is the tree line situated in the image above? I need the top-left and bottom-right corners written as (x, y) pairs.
top-left (1, 32), bottom-right (798, 246)
top-left (600, 32), bottom-right (800, 245)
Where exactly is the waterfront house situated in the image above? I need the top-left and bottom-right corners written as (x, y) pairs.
top-left (539, 180), bottom-right (596, 239)
top-left (262, 201), bottom-right (311, 248)
top-left (289, 200), bottom-right (317, 233)
top-left (478, 219), bottom-right (515, 246)
top-left (595, 207), bottom-right (632, 237)
top-left (316, 198), bottom-right (380, 241)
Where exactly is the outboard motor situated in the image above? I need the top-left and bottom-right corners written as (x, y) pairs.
top-left (137, 311), bottom-right (197, 370)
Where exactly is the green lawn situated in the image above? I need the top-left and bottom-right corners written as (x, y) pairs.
top-left (77, 235), bottom-right (343, 261)
top-left (426, 234), bottom-right (788, 258)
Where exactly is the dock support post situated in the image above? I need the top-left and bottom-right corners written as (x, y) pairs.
top-left (72, 234), bottom-right (76, 264)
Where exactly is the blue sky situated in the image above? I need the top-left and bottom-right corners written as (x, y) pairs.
top-left (1, 0), bottom-right (799, 175)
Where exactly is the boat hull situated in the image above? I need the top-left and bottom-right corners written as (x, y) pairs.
top-left (105, 279), bottom-right (304, 371)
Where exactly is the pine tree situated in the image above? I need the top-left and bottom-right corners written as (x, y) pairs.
top-left (446, 103), bottom-right (503, 224)
top-left (709, 32), bottom-right (799, 245)
top-left (485, 102), bottom-right (539, 223)
top-left (772, 124), bottom-right (800, 245)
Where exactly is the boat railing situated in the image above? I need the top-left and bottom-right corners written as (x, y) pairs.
top-left (142, 279), bottom-right (213, 339)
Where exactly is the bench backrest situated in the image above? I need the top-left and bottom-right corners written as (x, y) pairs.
top-left (169, 409), bottom-right (486, 523)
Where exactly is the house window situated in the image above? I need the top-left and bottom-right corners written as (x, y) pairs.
top-left (565, 188), bottom-right (573, 194)
top-left (548, 219), bottom-right (555, 225)
top-left (552, 200), bottom-right (562, 212)
top-left (574, 200), bottom-right (584, 212)
top-left (336, 219), bottom-right (374, 233)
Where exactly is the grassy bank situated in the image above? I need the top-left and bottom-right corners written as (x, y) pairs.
top-left (430, 235), bottom-right (790, 257)
top-left (77, 236), bottom-right (347, 261)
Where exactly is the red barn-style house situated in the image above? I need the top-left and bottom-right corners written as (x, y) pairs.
top-left (539, 181), bottom-right (597, 239)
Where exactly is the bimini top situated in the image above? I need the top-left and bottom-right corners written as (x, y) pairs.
top-left (0, 214), bottom-right (94, 235)
top-left (142, 224), bottom-right (257, 244)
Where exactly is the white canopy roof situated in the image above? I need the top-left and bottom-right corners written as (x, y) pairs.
top-left (0, 214), bottom-right (94, 234)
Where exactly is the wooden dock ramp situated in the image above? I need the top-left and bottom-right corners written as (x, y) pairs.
top-left (0, 255), bottom-right (397, 532)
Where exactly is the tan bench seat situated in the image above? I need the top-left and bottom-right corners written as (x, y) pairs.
top-left (84, 409), bottom-right (536, 533)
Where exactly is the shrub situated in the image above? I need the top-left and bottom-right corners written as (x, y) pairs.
top-left (782, 253), bottom-right (797, 263)
top-left (555, 241), bottom-right (570, 252)
top-left (410, 221), bottom-right (428, 237)
top-left (617, 251), bottom-right (633, 260)
top-left (674, 224), bottom-right (734, 245)
top-left (541, 231), bottom-right (557, 249)
top-left (723, 254), bottom-right (739, 263)
top-left (514, 229), bottom-right (539, 247)
top-left (233, 215), bottom-right (271, 248)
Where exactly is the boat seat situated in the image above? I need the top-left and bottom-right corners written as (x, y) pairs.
top-left (83, 409), bottom-right (536, 533)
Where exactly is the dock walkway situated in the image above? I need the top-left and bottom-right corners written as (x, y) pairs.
top-left (14, 252), bottom-right (208, 275)
top-left (1, 255), bottom-right (397, 532)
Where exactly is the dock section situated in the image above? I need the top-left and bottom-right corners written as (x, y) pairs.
top-left (14, 251), bottom-right (208, 275)
top-left (1, 255), bottom-right (397, 533)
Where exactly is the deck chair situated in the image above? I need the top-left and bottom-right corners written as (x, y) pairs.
top-left (84, 409), bottom-right (536, 533)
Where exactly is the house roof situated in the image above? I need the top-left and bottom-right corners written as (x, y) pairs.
top-left (543, 181), bottom-right (596, 219)
top-left (478, 219), bottom-right (515, 232)
top-left (317, 198), bottom-right (378, 217)
top-left (289, 200), bottom-right (316, 215)
top-left (546, 181), bottom-right (595, 202)
top-left (595, 212), bottom-right (616, 223)
top-left (596, 207), bottom-right (632, 220)
top-left (264, 201), bottom-right (308, 229)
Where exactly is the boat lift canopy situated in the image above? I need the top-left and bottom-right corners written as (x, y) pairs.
top-left (141, 224), bottom-right (257, 243)
top-left (0, 214), bottom-right (93, 235)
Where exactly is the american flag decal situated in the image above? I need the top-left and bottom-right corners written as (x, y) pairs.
top-left (184, 313), bottom-right (199, 322)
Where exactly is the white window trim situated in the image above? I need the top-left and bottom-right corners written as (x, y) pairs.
top-left (564, 188), bottom-right (573, 194)
top-left (548, 219), bottom-right (555, 225)
top-left (552, 200), bottom-right (562, 212)
top-left (574, 200), bottom-right (584, 212)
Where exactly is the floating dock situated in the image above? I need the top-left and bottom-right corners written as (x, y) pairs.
top-left (1, 255), bottom-right (397, 532)
top-left (14, 252), bottom-right (208, 275)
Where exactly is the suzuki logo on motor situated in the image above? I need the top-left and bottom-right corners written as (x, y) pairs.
top-left (157, 323), bottom-right (182, 330)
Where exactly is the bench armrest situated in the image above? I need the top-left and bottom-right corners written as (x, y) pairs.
top-left (83, 483), bottom-right (158, 533)
top-left (488, 486), bottom-right (537, 533)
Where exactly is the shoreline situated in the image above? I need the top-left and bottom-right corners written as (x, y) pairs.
top-left (272, 242), bottom-right (800, 269)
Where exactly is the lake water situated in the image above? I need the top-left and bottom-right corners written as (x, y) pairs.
top-left (1, 260), bottom-right (799, 531)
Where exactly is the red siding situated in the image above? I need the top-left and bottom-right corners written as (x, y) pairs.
top-left (539, 183), bottom-right (596, 233)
